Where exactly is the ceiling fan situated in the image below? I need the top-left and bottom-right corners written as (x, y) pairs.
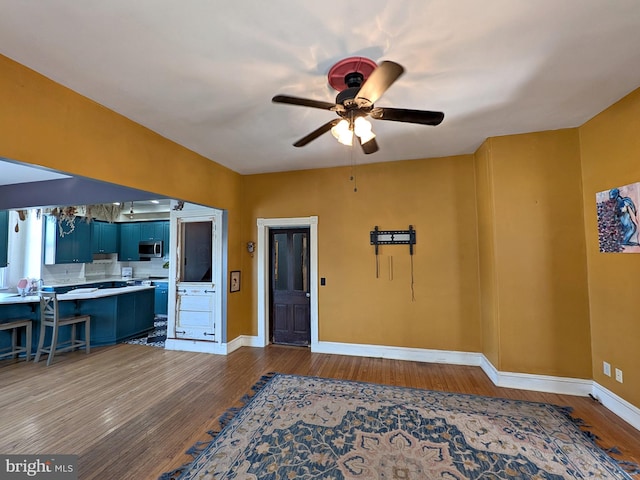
top-left (272, 57), bottom-right (445, 154)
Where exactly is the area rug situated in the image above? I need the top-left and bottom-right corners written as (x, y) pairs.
top-left (124, 317), bottom-right (167, 348)
top-left (162, 373), bottom-right (635, 479)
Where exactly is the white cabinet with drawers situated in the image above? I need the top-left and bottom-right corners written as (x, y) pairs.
top-left (174, 283), bottom-right (216, 341)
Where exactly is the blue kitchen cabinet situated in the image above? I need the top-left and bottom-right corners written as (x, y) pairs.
top-left (43, 215), bottom-right (93, 264)
top-left (91, 221), bottom-right (119, 254)
top-left (0, 288), bottom-right (155, 356)
top-left (74, 288), bottom-right (154, 345)
top-left (134, 289), bottom-right (155, 333)
top-left (115, 293), bottom-right (136, 340)
top-left (153, 282), bottom-right (168, 315)
top-left (118, 221), bottom-right (169, 261)
top-left (140, 221), bottom-right (164, 242)
top-left (118, 223), bottom-right (140, 261)
top-left (0, 210), bottom-right (8, 267)
top-left (163, 221), bottom-right (170, 256)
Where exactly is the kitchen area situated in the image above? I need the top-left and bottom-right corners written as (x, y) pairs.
top-left (0, 201), bottom-right (172, 356)
top-left (1, 159), bottom-right (226, 360)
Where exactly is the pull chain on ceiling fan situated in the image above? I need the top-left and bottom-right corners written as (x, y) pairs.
top-left (272, 57), bottom-right (445, 154)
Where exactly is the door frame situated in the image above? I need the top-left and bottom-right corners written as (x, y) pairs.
top-left (166, 203), bottom-right (225, 352)
top-left (257, 216), bottom-right (318, 349)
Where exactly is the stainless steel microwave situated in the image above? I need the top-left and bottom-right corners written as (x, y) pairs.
top-left (139, 241), bottom-right (163, 259)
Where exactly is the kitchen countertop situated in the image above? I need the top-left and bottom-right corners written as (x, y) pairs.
top-left (45, 276), bottom-right (151, 287)
top-left (0, 285), bottom-right (155, 305)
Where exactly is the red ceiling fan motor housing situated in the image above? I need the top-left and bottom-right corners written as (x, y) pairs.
top-left (327, 56), bottom-right (378, 92)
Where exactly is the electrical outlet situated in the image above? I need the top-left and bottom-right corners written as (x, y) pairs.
top-left (603, 361), bottom-right (611, 377)
top-left (615, 368), bottom-right (623, 383)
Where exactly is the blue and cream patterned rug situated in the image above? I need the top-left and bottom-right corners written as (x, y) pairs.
top-left (162, 373), bottom-right (635, 479)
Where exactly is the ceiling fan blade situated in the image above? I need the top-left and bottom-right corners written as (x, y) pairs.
top-left (272, 95), bottom-right (335, 110)
top-left (370, 107), bottom-right (444, 126)
top-left (355, 61), bottom-right (405, 105)
top-left (357, 135), bottom-right (379, 155)
top-left (293, 119), bottom-right (340, 147)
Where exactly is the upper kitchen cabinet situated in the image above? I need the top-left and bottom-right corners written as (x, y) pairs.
top-left (43, 215), bottom-right (93, 264)
top-left (140, 221), bottom-right (164, 242)
top-left (163, 221), bottom-right (170, 257)
top-left (92, 221), bottom-right (119, 254)
top-left (0, 210), bottom-right (9, 267)
top-left (119, 222), bottom-right (140, 261)
top-left (118, 221), bottom-right (169, 261)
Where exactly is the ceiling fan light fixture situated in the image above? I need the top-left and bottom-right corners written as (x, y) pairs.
top-left (272, 59), bottom-right (443, 155)
top-left (354, 117), bottom-right (375, 144)
top-left (331, 119), bottom-right (353, 146)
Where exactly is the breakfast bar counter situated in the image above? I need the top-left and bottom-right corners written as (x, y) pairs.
top-left (0, 284), bottom-right (154, 304)
top-left (0, 286), bottom-right (156, 353)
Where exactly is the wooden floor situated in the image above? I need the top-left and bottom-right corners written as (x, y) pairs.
top-left (0, 344), bottom-right (638, 479)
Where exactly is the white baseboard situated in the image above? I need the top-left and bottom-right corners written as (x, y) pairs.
top-left (164, 338), bottom-right (227, 354)
top-left (479, 356), bottom-right (592, 396)
top-left (226, 335), bottom-right (261, 353)
top-left (313, 340), bottom-right (484, 366)
top-left (165, 336), bottom-right (261, 355)
top-left (592, 382), bottom-right (640, 431)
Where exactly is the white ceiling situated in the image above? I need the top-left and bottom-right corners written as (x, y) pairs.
top-left (1, 0), bottom-right (640, 177)
top-left (0, 160), bottom-right (70, 186)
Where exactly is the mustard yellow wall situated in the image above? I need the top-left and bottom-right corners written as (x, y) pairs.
top-left (241, 156), bottom-right (482, 351)
top-left (579, 87), bottom-right (640, 407)
top-left (0, 54), bottom-right (250, 337)
top-left (483, 130), bottom-right (592, 377)
top-left (474, 140), bottom-right (500, 367)
top-left (0, 55), bottom-right (241, 207)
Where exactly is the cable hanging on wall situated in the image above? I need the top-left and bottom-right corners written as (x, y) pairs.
top-left (370, 225), bottom-right (416, 301)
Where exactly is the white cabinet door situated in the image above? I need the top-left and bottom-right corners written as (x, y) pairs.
top-left (167, 210), bottom-right (223, 346)
top-left (175, 283), bottom-right (216, 340)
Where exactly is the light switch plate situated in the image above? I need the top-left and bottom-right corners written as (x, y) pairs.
top-left (603, 361), bottom-right (611, 377)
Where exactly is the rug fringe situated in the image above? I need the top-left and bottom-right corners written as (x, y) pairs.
top-left (617, 460), bottom-right (640, 476)
top-left (556, 405), bottom-right (640, 477)
top-left (157, 372), bottom-right (280, 480)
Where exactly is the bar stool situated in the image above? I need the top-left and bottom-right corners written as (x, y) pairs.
top-left (35, 292), bottom-right (91, 366)
top-left (0, 319), bottom-right (33, 362)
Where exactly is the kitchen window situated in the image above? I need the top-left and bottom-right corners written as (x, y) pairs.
top-left (4, 210), bottom-right (43, 288)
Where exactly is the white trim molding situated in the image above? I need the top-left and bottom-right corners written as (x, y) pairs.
top-left (226, 335), bottom-right (262, 353)
top-left (314, 341), bottom-right (483, 366)
top-left (479, 357), bottom-right (593, 396)
top-left (256, 216), bottom-right (319, 349)
top-left (592, 382), bottom-right (640, 431)
top-left (166, 335), bottom-right (261, 355)
top-left (165, 338), bottom-right (228, 355)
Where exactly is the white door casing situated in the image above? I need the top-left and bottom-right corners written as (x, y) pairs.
top-left (167, 207), bottom-right (223, 347)
top-left (256, 216), bottom-right (318, 349)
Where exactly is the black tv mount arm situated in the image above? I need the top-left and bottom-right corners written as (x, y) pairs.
top-left (370, 225), bottom-right (416, 254)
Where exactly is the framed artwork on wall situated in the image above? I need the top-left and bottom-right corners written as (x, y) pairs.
top-left (596, 181), bottom-right (640, 253)
top-left (230, 270), bottom-right (241, 292)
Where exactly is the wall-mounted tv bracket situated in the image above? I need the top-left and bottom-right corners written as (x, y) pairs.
top-left (370, 225), bottom-right (416, 280)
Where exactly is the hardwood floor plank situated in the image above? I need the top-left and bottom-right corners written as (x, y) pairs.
top-left (0, 344), bottom-right (638, 479)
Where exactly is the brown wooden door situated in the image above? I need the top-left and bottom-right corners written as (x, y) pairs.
top-left (270, 228), bottom-right (310, 346)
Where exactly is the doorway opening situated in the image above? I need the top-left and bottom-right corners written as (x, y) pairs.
top-left (165, 205), bottom-right (225, 353)
top-left (256, 217), bottom-right (318, 349)
top-left (269, 228), bottom-right (310, 346)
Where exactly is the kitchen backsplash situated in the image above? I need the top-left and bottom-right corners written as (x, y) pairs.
top-left (42, 254), bottom-right (169, 284)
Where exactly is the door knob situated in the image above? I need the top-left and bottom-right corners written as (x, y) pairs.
top-left (305, 293), bottom-right (310, 298)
